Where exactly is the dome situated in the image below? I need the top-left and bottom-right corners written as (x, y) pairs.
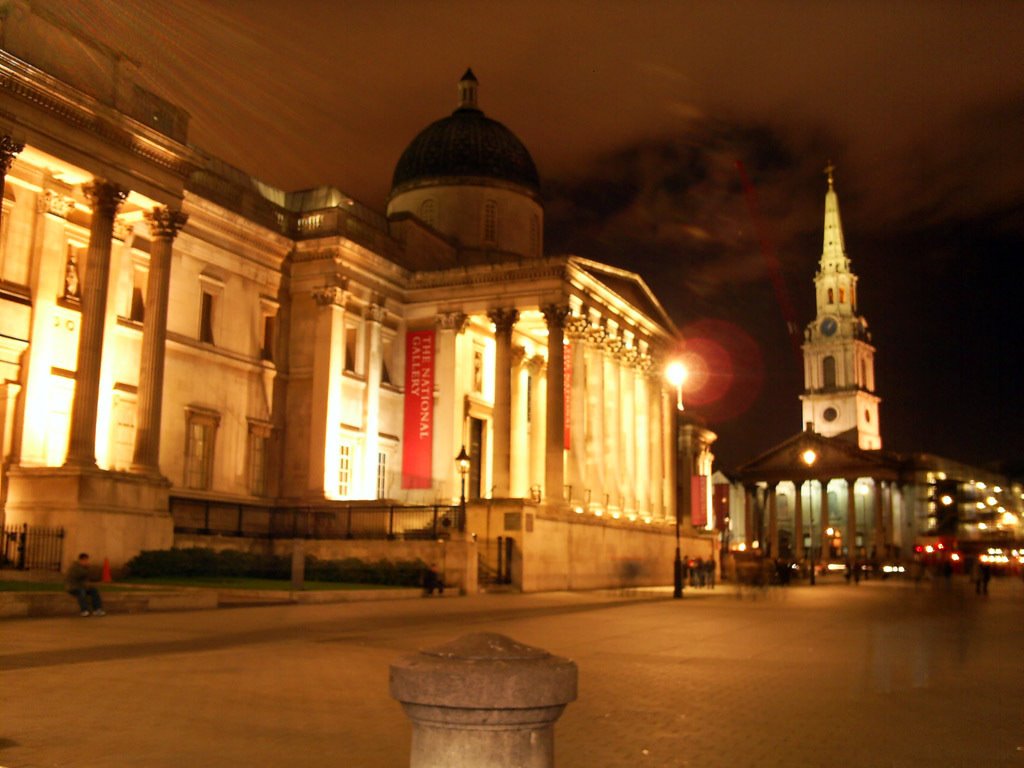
top-left (390, 70), bottom-right (540, 197)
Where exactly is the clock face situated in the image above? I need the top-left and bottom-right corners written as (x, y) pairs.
top-left (820, 317), bottom-right (838, 337)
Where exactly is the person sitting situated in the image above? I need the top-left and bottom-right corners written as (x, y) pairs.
top-left (65, 552), bottom-right (105, 617)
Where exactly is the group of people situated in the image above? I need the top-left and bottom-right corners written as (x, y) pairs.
top-left (682, 556), bottom-right (716, 589)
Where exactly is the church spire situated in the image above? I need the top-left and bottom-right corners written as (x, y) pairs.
top-left (821, 161), bottom-right (846, 264)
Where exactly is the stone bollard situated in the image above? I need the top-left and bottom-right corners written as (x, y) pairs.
top-left (389, 632), bottom-right (578, 768)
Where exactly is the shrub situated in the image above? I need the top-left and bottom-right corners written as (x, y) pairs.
top-left (126, 548), bottom-right (426, 586)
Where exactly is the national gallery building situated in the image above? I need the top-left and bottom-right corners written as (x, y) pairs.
top-left (0, 4), bottom-right (717, 588)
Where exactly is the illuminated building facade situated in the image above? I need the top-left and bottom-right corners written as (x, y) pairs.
top-left (0, 5), bottom-right (718, 580)
top-left (730, 173), bottom-right (1023, 568)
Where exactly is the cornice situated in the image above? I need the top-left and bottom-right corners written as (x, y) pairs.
top-left (0, 50), bottom-right (194, 178)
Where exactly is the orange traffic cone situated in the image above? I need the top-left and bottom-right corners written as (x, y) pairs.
top-left (101, 557), bottom-right (112, 583)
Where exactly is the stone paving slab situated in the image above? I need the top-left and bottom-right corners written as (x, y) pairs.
top-left (1, 577), bottom-right (1021, 767)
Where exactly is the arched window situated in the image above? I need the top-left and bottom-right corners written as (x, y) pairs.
top-left (418, 199), bottom-right (436, 227)
top-left (483, 200), bottom-right (498, 244)
top-left (827, 288), bottom-right (834, 304)
top-left (839, 287), bottom-right (845, 303)
top-left (823, 356), bottom-right (836, 388)
top-left (861, 359), bottom-right (868, 389)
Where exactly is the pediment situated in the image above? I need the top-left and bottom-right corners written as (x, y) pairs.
top-left (735, 431), bottom-right (900, 483)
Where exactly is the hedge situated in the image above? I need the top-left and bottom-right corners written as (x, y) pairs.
top-left (126, 547), bottom-right (427, 586)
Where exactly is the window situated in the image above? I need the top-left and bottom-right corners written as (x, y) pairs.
top-left (823, 356), bottom-right (836, 388)
top-left (419, 199), bottom-right (437, 227)
top-left (838, 287), bottom-right (845, 304)
top-left (376, 451), bottom-right (387, 499)
top-left (129, 266), bottom-right (146, 322)
top-left (381, 338), bottom-right (393, 385)
top-left (823, 406), bottom-right (838, 422)
top-left (248, 423), bottom-right (271, 496)
top-left (185, 408), bottom-right (219, 490)
top-left (483, 200), bottom-right (497, 244)
top-left (827, 288), bottom-right (834, 304)
top-left (199, 290), bottom-right (215, 344)
top-left (338, 442), bottom-right (353, 497)
top-left (109, 394), bottom-right (137, 471)
top-left (344, 326), bottom-right (358, 373)
top-left (261, 315), bottom-right (275, 361)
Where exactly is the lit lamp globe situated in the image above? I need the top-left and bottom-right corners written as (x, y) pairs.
top-left (665, 361), bottom-right (688, 411)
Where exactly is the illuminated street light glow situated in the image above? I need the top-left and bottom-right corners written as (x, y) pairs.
top-left (802, 449), bottom-right (817, 466)
top-left (940, 494), bottom-right (953, 505)
top-left (665, 360), bottom-right (687, 411)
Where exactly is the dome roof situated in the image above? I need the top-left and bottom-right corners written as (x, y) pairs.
top-left (390, 70), bottom-right (540, 196)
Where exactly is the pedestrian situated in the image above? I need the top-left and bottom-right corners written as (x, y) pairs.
top-left (978, 562), bottom-right (992, 596)
top-left (422, 563), bottom-right (444, 596)
top-left (65, 552), bottom-right (105, 617)
top-left (705, 557), bottom-right (716, 589)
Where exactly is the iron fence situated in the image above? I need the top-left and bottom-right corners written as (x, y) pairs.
top-left (171, 497), bottom-right (463, 541)
top-left (1, 523), bottom-right (65, 571)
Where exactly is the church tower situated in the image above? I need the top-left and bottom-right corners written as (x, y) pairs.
top-left (800, 165), bottom-right (882, 449)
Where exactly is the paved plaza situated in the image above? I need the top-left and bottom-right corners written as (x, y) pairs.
top-left (1, 577), bottom-right (1022, 767)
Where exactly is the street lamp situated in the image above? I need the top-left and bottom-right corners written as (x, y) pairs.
top-left (802, 448), bottom-right (817, 586)
top-left (455, 446), bottom-right (470, 528)
top-left (665, 360), bottom-right (688, 599)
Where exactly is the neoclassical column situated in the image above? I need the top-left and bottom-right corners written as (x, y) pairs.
top-left (509, 344), bottom-right (528, 497)
top-left (872, 478), bottom-right (885, 557)
top-left (565, 315), bottom-right (589, 506)
top-left (634, 353), bottom-right (651, 515)
top-left (526, 354), bottom-right (546, 496)
top-left (363, 302), bottom-right (385, 497)
top-left (647, 367), bottom-right (664, 518)
top-left (0, 136), bottom-right (24, 232)
top-left (603, 332), bottom-right (623, 509)
top-left (542, 304), bottom-right (569, 503)
top-left (310, 284), bottom-right (347, 494)
top-left (620, 346), bottom-right (637, 511)
top-left (131, 206), bottom-right (188, 474)
top-left (794, 483), bottom-right (805, 560)
top-left (768, 486), bottom-right (779, 557)
top-left (819, 478), bottom-right (831, 560)
top-left (743, 484), bottom-right (755, 546)
top-left (65, 179), bottom-right (127, 467)
top-left (584, 322), bottom-right (606, 509)
top-left (435, 310), bottom-right (467, 500)
top-left (488, 308), bottom-right (517, 497)
top-left (845, 478), bottom-right (857, 561)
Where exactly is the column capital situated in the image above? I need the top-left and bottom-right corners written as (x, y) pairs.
top-left (312, 284), bottom-right (347, 308)
top-left (565, 314), bottom-right (589, 341)
top-left (620, 346), bottom-right (639, 367)
top-left (145, 207), bottom-right (189, 240)
top-left (604, 335), bottom-right (624, 357)
top-left (365, 302), bottom-right (386, 324)
top-left (526, 354), bottom-right (546, 376)
top-left (541, 304), bottom-right (570, 330)
top-left (82, 180), bottom-right (128, 217)
top-left (511, 344), bottom-right (528, 368)
top-left (0, 136), bottom-right (24, 173)
top-left (436, 310), bottom-right (468, 333)
top-left (584, 325), bottom-right (606, 347)
top-left (488, 307), bottom-right (519, 336)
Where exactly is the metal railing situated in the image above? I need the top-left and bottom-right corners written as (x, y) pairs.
top-left (171, 497), bottom-right (462, 541)
top-left (1, 523), bottom-right (65, 571)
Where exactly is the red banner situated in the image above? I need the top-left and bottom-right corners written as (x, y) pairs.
top-left (563, 342), bottom-right (572, 450)
top-left (402, 330), bottom-right (435, 488)
top-left (691, 474), bottom-right (708, 527)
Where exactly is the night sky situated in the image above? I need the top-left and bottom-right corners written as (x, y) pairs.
top-left (35, 1), bottom-right (1024, 472)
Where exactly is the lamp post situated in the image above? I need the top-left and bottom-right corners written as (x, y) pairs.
top-left (801, 448), bottom-right (817, 586)
top-left (455, 445), bottom-right (470, 529)
top-left (666, 360), bottom-right (688, 599)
